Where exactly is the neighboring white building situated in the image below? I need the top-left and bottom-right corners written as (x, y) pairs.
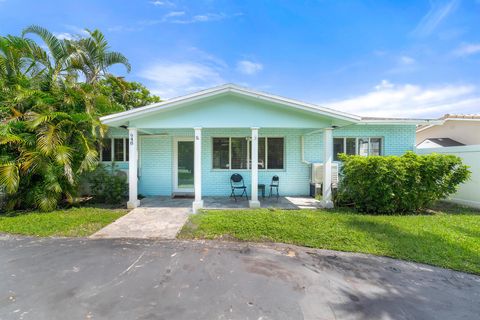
top-left (416, 114), bottom-right (480, 148)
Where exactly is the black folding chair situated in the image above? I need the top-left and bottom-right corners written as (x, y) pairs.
top-left (269, 175), bottom-right (279, 199)
top-left (230, 174), bottom-right (248, 201)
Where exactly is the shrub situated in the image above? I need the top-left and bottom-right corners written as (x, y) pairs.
top-left (88, 163), bottom-right (128, 204)
top-left (337, 151), bottom-right (470, 214)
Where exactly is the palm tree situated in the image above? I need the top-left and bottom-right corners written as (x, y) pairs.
top-left (21, 25), bottom-right (74, 89)
top-left (69, 29), bottom-right (131, 84)
top-left (0, 89), bottom-right (104, 211)
top-left (0, 25), bottom-right (135, 211)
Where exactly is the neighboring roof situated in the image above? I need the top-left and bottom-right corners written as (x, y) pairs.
top-left (100, 84), bottom-right (438, 126)
top-left (417, 138), bottom-right (465, 149)
top-left (440, 114), bottom-right (480, 120)
top-left (419, 138), bottom-right (465, 147)
top-left (417, 113), bottom-right (480, 132)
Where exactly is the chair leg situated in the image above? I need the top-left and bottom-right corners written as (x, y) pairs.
top-left (276, 186), bottom-right (279, 200)
top-left (269, 186), bottom-right (272, 197)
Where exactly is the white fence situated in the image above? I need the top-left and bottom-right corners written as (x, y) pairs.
top-left (417, 145), bottom-right (480, 209)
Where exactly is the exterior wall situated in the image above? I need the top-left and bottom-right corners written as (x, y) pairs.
top-left (304, 124), bottom-right (417, 162)
top-left (416, 120), bottom-right (480, 145)
top-left (105, 124), bottom-right (416, 197)
top-left (138, 128), bottom-right (311, 196)
top-left (417, 145), bottom-right (480, 209)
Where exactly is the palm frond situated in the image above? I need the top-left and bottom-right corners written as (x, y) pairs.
top-left (0, 162), bottom-right (19, 194)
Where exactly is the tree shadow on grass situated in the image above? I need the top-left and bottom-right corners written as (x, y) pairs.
top-left (324, 219), bottom-right (480, 319)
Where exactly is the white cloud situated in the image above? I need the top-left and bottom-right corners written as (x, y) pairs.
top-left (54, 32), bottom-right (75, 40)
top-left (399, 55), bottom-right (415, 65)
top-left (164, 11), bottom-right (185, 18)
top-left (324, 80), bottom-right (480, 118)
top-left (150, 0), bottom-right (174, 6)
top-left (107, 25), bottom-right (141, 32)
top-left (236, 60), bottom-right (263, 75)
top-left (454, 43), bottom-right (480, 56)
top-left (139, 62), bottom-right (224, 98)
top-left (412, 0), bottom-right (459, 37)
top-left (142, 11), bottom-right (237, 25)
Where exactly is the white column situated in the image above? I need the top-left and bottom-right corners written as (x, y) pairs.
top-left (321, 127), bottom-right (334, 208)
top-left (249, 127), bottom-right (260, 208)
top-left (192, 127), bottom-right (203, 213)
top-left (127, 127), bottom-right (140, 209)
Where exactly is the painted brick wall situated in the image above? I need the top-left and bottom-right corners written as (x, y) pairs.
top-left (106, 125), bottom-right (416, 196)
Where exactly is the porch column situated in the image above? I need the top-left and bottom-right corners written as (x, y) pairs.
top-left (321, 127), bottom-right (334, 208)
top-left (192, 127), bottom-right (203, 213)
top-left (127, 127), bottom-right (140, 209)
top-left (249, 127), bottom-right (260, 208)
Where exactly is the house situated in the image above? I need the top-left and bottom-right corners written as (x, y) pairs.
top-left (100, 84), bottom-right (437, 212)
top-left (416, 114), bottom-right (480, 148)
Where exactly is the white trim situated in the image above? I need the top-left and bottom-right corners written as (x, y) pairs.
top-left (333, 136), bottom-right (383, 159)
top-left (321, 127), bottom-right (334, 208)
top-left (249, 127), bottom-right (260, 208)
top-left (100, 84), bottom-right (362, 125)
top-left (358, 119), bottom-right (442, 125)
top-left (173, 137), bottom-right (195, 194)
top-left (127, 128), bottom-right (139, 209)
top-left (193, 128), bottom-right (203, 213)
top-left (416, 117), bottom-right (480, 133)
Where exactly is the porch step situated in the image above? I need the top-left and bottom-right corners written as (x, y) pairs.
top-left (172, 192), bottom-right (195, 199)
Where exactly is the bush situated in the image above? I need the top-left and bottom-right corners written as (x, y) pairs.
top-left (88, 164), bottom-right (128, 204)
top-left (337, 151), bottom-right (470, 214)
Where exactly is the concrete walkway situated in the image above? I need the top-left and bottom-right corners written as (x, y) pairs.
top-left (90, 198), bottom-right (190, 239)
top-left (90, 195), bottom-right (321, 239)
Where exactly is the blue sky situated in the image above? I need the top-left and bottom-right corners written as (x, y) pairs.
top-left (1, 0), bottom-right (480, 118)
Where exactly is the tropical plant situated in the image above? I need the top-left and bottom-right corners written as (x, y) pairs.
top-left (0, 25), bottom-right (157, 211)
top-left (336, 152), bottom-right (471, 214)
top-left (67, 29), bottom-right (131, 84)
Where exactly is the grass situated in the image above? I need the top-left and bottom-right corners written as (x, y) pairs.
top-left (0, 207), bottom-right (128, 237)
top-left (179, 203), bottom-right (480, 275)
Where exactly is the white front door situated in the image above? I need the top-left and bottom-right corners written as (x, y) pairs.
top-left (173, 137), bottom-right (195, 193)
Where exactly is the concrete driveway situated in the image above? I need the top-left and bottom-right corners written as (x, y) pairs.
top-left (1, 236), bottom-right (479, 320)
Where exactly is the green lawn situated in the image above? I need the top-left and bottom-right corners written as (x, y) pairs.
top-left (179, 204), bottom-right (480, 275)
top-left (0, 207), bottom-right (127, 237)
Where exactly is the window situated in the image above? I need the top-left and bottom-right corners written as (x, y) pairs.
top-left (212, 138), bottom-right (229, 169)
top-left (101, 139), bottom-right (112, 162)
top-left (333, 137), bottom-right (383, 160)
top-left (212, 137), bottom-right (284, 170)
top-left (101, 138), bottom-right (129, 162)
top-left (231, 138), bottom-right (248, 169)
top-left (267, 138), bottom-right (284, 169)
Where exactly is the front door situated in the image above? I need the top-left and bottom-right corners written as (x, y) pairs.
top-left (173, 138), bottom-right (194, 193)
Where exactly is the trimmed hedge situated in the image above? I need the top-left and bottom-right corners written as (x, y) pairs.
top-left (337, 151), bottom-right (470, 214)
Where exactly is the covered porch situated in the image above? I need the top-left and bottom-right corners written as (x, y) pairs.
top-left (100, 85), bottom-right (360, 212)
top-left (140, 196), bottom-right (322, 210)
top-left (125, 126), bottom-right (336, 212)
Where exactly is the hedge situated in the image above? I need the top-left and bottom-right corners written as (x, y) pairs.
top-left (336, 151), bottom-right (470, 214)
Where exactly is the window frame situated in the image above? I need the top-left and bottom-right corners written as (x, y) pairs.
top-left (100, 137), bottom-right (129, 163)
top-left (211, 136), bottom-right (285, 171)
top-left (333, 136), bottom-right (384, 160)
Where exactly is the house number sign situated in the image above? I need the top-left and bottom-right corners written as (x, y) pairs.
top-left (129, 133), bottom-right (134, 145)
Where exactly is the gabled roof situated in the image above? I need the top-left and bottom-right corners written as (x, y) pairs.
top-left (417, 113), bottom-right (480, 132)
top-left (418, 138), bottom-right (465, 147)
top-left (100, 84), bottom-right (438, 126)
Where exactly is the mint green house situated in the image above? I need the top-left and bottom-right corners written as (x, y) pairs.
top-left (100, 84), bottom-right (435, 212)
